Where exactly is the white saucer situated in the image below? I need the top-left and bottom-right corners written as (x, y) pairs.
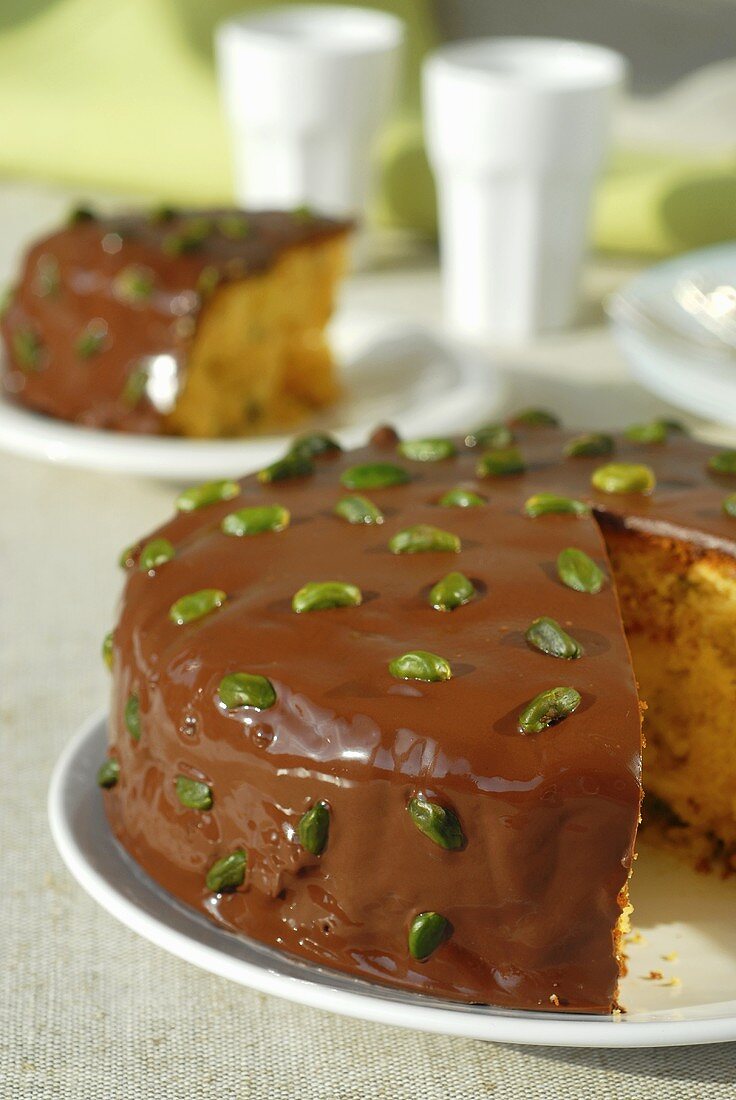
top-left (608, 243), bottom-right (736, 429)
top-left (48, 712), bottom-right (736, 1048)
top-left (0, 313), bottom-right (499, 481)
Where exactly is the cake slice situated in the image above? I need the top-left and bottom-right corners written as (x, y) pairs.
top-left (1, 208), bottom-right (350, 436)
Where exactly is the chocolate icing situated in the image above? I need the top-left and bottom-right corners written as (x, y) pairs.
top-left (103, 423), bottom-right (736, 1014)
top-left (1, 209), bottom-right (348, 432)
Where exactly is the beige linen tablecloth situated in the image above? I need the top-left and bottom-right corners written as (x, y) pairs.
top-left (3, 247), bottom-right (736, 1098)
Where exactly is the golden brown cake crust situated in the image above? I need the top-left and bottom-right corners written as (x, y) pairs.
top-left (1, 208), bottom-right (349, 433)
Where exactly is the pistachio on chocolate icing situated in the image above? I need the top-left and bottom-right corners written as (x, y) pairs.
top-left (397, 438), bottom-right (457, 462)
top-left (292, 205), bottom-right (315, 222)
top-left (122, 364), bottom-right (149, 408)
top-left (102, 630), bottom-right (114, 670)
top-left (407, 795), bottom-right (465, 850)
top-left (175, 776), bottom-right (213, 811)
top-left (464, 424), bottom-right (514, 450)
top-left (12, 328), bottom-right (44, 371)
top-left (34, 255), bottom-right (60, 297)
top-left (290, 431), bottom-right (342, 459)
top-left (429, 571), bottom-right (475, 612)
top-left (113, 265), bottom-right (155, 304)
top-left (624, 421), bottom-right (667, 445)
top-left (96, 758), bottom-right (119, 789)
top-left (124, 694), bottom-right (141, 741)
top-left (723, 494), bottom-right (736, 517)
top-left (509, 408), bottom-right (559, 428)
top-left (408, 911), bottom-right (451, 960)
top-left (176, 479), bottom-right (240, 512)
top-left (709, 451), bottom-right (736, 476)
top-left (169, 589), bottom-right (226, 625)
top-left (340, 463), bottom-right (411, 490)
top-left (438, 487), bottom-right (486, 508)
top-left (258, 452), bottom-right (315, 484)
top-left (556, 548), bottom-right (605, 594)
top-left (334, 495), bottom-right (384, 525)
top-left (292, 581), bottom-right (362, 613)
top-left (206, 849), bottom-right (247, 893)
top-left (298, 801), bottom-right (330, 855)
top-left (118, 543), bottom-right (139, 569)
top-left (476, 447), bottom-right (526, 477)
top-left (525, 617), bottom-right (583, 660)
top-left (564, 433), bottom-right (615, 458)
top-left (163, 218), bottom-right (210, 256)
top-left (139, 537), bottom-right (175, 572)
top-left (221, 505), bottom-right (290, 537)
top-left (389, 525), bottom-right (461, 554)
top-left (75, 320), bottom-right (108, 359)
top-left (218, 672), bottom-right (277, 711)
top-left (148, 205), bottom-right (177, 224)
top-left (196, 266), bottom-right (221, 297)
top-left (524, 493), bottom-right (589, 518)
top-left (518, 685), bottom-right (581, 734)
top-left (389, 651), bottom-right (452, 682)
top-left (656, 418), bottom-right (687, 435)
top-left (591, 463), bottom-right (656, 495)
top-left (68, 206), bottom-right (95, 225)
top-left (217, 214), bottom-right (250, 239)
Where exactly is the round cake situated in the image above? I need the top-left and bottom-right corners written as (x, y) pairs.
top-left (100, 414), bottom-right (736, 1013)
top-left (1, 206), bottom-right (349, 436)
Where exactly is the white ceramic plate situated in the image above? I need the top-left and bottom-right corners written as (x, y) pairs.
top-left (49, 712), bottom-right (736, 1048)
top-left (608, 243), bottom-right (736, 428)
top-left (0, 313), bottom-right (499, 481)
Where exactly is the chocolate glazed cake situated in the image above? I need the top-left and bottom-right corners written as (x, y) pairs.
top-left (1, 207), bottom-right (349, 437)
top-left (100, 415), bottom-right (736, 1014)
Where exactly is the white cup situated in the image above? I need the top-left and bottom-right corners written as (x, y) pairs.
top-left (215, 6), bottom-right (404, 222)
top-left (423, 38), bottom-right (627, 341)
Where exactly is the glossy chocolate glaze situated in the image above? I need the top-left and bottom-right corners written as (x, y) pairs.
top-left (104, 423), bottom-right (736, 1014)
top-left (1, 209), bottom-right (348, 432)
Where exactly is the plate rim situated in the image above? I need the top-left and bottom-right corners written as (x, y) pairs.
top-left (48, 712), bottom-right (736, 1049)
top-left (0, 314), bottom-right (500, 481)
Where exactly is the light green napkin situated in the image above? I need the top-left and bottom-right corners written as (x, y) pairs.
top-left (0, 0), bottom-right (436, 208)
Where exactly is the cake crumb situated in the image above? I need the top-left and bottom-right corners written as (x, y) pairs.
top-left (625, 931), bottom-right (646, 946)
top-left (661, 951), bottom-right (679, 962)
top-left (662, 976), bottom-right (682, 988)
top-left (549, 993), bottom-right (560, 1007)
top-left (643, 970), bottom-right (663, 981)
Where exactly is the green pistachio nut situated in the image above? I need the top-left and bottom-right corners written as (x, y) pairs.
top-left (407, 795), bottom-right (465, 850)
top-left (218, 672), bottom-right (276, 711)
top-left (68, 206), bottom-right (96, 225)
top-left (397, 438), bottom-right (457, 462)
top-left (437, 487), bottom-right (486, 508)
top-left (217, 214), bottom-right (250, 239)
top-left (169, 588), bottom-right (226, 625)
top-left (289, 431), bottom-right (342, 459)
top-left (102, 630), bottom-right (114, 670)
top-left (176, 479), bottom-right (240, 512)
top-left (298, 800), bottom-right (330, 855)
top-left (292, 581), bottom-right (362, 613)
top-left (518, 685), bottom-right (581, 734)
top-left (476, 447), bottom-right (526, 478)
top-left (12, 328), bottom-right (43, 371)
top-left (524, 493), bottom-right (589, 518)
top-left (257, 452), bottom-right (314, 483)
top-left (389, 651), bottom-right (452, 682)
top-left (408, 911), bottom-right (451, 961)
top-left (464, 423), bottom-right (514, 450)
top-left (564, 432), bottom-right (615, 458)
top-left (96, 758), bottom-right (120, 789)
top-left (556, 548), bottom-right (606, 594)
top-left (509, 408), bottom-right (559, 428)
top-left (389, 525), bottom-right (461, 554)
top-left (221, 505), bottom-right (290, 537)
top-left (175, 776), bottom-right (213, 811)
top-left (591, 463), bottom-right (656, 495)
top-left (429, 571), bottom-right (476, 612)
top-left (113, 265), bottom-right (154, 304)
top-left (709, 451), bottom-right (736, 476)
top-left (723, 494), bottom-right (736, 518)
top-left (624, 421), bottom-right (667, 445)
top-left (525, 616), bottom-right (583, 660)
top-left (124, 694), bottom-right (141, 741)
top-left (206, 849), bottom-right (247, 893)
top-left (75, 320), bottom-right (107, 358)
top-left (333, 495), bottom-right (384, 525)
top-left (139, 537), bottom-right (175, 571)
top-left (340, 463), bottom-right (411, 490)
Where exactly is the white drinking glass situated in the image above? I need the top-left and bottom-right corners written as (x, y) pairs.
top-left (215, 5), bottom-right (404, 222)
top-left (423, 38), bottom-right (627, 341)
